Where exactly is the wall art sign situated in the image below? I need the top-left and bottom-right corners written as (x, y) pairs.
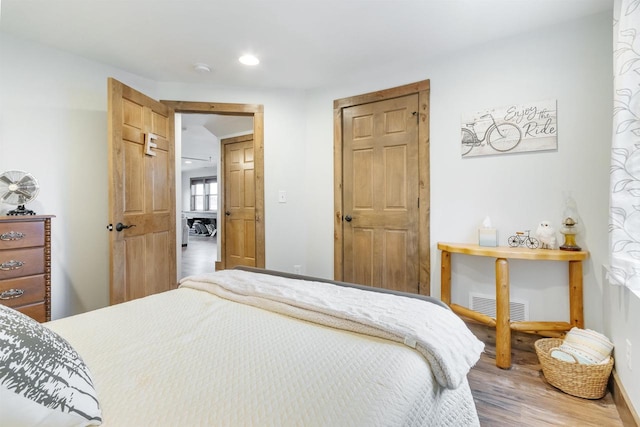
top-left (461, 99), bottom-right (557, 157)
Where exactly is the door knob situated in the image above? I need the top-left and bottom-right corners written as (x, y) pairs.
top-left (225, 211), bottom-right (231, 216)
top-left (345, 215), bottom-right (352, 222)
top-left (115, 222), bottom-right (136, 232)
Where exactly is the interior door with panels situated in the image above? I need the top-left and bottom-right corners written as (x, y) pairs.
top-left (223, 134), bottom-right (256, 269)
top-left (342, 94), bottom-right (420, 293)
top-left (335, 80), bottom-right (430, 295)
top-left (107, 78), bottom-right (176, 304)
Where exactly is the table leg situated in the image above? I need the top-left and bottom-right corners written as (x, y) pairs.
top-left (441, 250), bottom-right (451, 306)
top-left (495, 257), bottom-right (511, 369)
top-left (569, 260), bottom-right (584, 329)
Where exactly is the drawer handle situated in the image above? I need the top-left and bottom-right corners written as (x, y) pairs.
top-left (0, 288), bottom-right (24, 300)
top-left (0, 260), bottom-right (24, 271)
top-left (0, 231), bottom-right (25, 241)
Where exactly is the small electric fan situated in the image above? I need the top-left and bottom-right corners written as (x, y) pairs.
top-left (0, 170), bottom-right (40, 215)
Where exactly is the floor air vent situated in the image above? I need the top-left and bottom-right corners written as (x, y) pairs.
top-left (469, 293), bottom-right (528, 322)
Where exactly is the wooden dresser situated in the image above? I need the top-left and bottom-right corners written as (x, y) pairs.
top-left (0, 215), bottom-right (54, 322)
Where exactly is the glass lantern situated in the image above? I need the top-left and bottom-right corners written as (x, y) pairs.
top-left (559, 194), bottom-right (582, 251)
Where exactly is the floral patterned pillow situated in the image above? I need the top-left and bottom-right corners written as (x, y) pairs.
top-left (0, 305), bottom-right (102, 426)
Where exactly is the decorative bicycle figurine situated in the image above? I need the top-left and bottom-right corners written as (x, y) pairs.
top-left (461, 113), bottom-right (522, 156)
top-left (508, 230), bottom-right (539, 249)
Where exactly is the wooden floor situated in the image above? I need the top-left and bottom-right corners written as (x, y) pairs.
top-left (467, 323), bottom-right (623, 426)
top-left (180, 233), bottom-right (217, 279)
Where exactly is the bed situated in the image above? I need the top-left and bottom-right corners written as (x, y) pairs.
top-left (0, 267), bottom-right (484, 426)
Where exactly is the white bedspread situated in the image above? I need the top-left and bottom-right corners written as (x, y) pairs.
top-left (181, 270), bottom-right (484, 390)
top-left (46, 271), bottom-right (481, 426)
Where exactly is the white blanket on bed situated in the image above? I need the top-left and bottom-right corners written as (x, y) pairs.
top-left (46, 286), bottom-right (480, 426)
top-left (180, 270), bottom-right (484, 390)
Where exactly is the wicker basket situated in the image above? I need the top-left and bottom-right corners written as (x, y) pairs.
top-left (535, 338), bottom-right (614, 399)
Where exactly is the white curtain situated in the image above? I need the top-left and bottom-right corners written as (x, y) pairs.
top-left (610, 0), bottom-right (640, 291)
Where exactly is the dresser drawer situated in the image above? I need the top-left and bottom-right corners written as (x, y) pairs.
top-left (0, 216), bottom-right (52, 323)
top-left (0, 275), bottom-right (45, 308)
top-left (0, 221), bottom-right (44, 249)
top-left (0, 247), bottom-right (45, 280)
top-left (15, 302), bottom-right (46, 323)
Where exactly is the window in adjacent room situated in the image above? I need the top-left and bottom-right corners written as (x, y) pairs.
top-left (190, 177), bottom-right (217, 211)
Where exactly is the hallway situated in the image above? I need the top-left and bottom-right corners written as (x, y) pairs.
top-left (181, 234), bottom-right (217, 279)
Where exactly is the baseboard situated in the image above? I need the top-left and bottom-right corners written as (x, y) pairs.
top-left (611, 370), bottom-right (640, 427)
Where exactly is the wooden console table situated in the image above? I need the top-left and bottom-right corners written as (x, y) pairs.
top-left (438, 242), bottom-right (589, 369)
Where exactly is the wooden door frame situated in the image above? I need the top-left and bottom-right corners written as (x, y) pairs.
top-left (333, 80), bottom-right (430, 294)
top-left (161, 101), bottom-right (265, 270)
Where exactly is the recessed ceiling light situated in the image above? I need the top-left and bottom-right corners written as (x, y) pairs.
top-left (184, 160), bottom-right (192, 164)
top-left (239, 54), bottom-right (259, 66)
top-left (193, 63), bottom-right (211, 73)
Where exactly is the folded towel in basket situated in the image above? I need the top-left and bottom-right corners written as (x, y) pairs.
top-left (551, 327), bottom-right (613, 365)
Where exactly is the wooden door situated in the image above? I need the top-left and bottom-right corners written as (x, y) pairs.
top-left (341, 94), bottom-right (420, 293)
top-left (223, 134), bottom-right (256, 268)
top-left (107, 78), bottom-right (176, 304)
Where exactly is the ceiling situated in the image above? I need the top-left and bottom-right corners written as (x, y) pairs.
top-left (0, 0), bottom-right (612, 171)
top-left (0, 0), bottom-right (612, 90)
top-left (180, 114), bottom-right (253, 172)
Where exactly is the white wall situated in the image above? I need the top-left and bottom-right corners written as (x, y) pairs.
top-left (0, 33), bottom-right (158, 318)
top-left (603, 268), bottom-right (640, 415)
top-left (305, 12), bottom-right (612, 327)
top-left (1, 9), bottom-right (637, 414)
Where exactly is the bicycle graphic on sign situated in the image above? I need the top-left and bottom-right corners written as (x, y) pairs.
top-left (461, 113), bottom-right (522, 156)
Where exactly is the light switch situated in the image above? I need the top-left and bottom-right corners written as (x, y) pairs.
top-left (278, 190), bottom-right (287, 203)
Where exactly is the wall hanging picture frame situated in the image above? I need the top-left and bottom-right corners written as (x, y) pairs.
top-left (461, 99), bottom-right (558, 157)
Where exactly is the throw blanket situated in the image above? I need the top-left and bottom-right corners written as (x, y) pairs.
top-left (180, 270), bottom-right (484, 389)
